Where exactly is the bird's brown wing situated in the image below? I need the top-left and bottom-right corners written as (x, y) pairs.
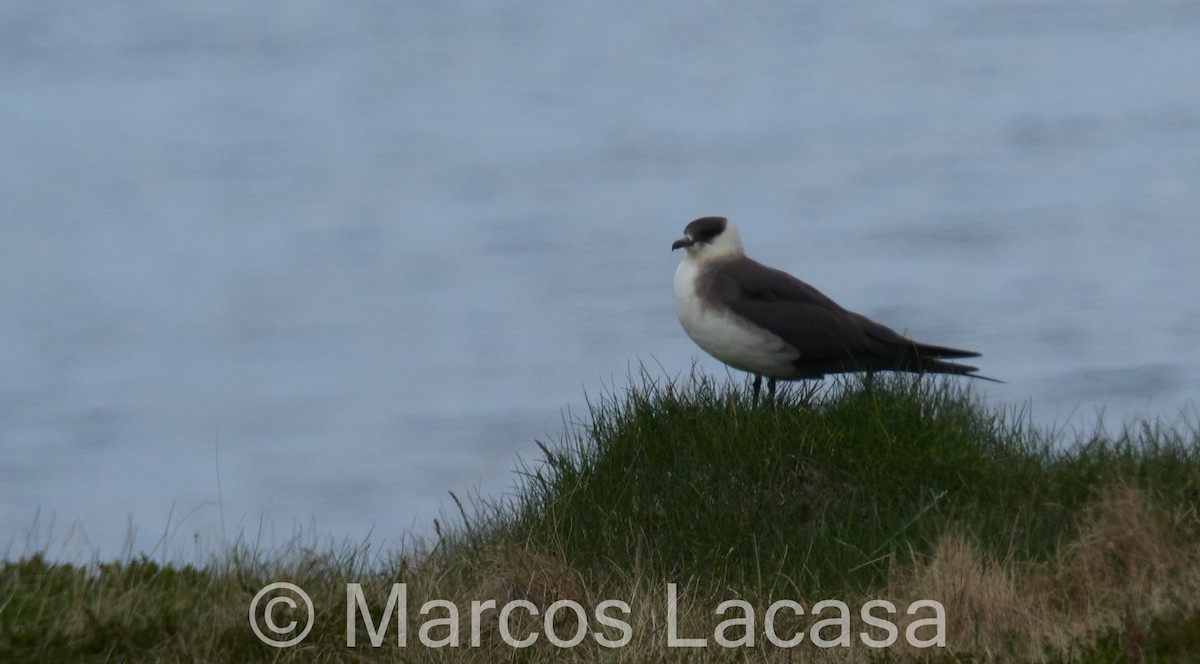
top-left (705, 258), bottom-right (873, 360)
top-left (707, 257), bottom-right (982, 377)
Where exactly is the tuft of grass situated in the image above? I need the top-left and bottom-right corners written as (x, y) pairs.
top-left (3, 370), bottom-right (1200, 662)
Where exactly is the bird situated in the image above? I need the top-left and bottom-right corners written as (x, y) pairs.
top-left (672, 216), bottom-right (994, 400)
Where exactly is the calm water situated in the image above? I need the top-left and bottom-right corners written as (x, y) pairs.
top-left (3, 1), bottom-right (1199, 561)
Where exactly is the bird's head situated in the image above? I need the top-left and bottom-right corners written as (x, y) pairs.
top-left (671, 216), bottom-right (745, 260)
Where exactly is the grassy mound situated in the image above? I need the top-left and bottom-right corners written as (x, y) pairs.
top-left (500, 373), bottom-right (1198, 594)
top-left (3, 372), bottom-right (1199, 662)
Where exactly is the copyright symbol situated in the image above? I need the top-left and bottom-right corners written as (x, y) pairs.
top-left (249, 582), bottom-right (314, 648)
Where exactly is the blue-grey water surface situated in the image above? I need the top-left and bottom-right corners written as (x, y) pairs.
top-left (2, 1), bottom-right (1199, 561)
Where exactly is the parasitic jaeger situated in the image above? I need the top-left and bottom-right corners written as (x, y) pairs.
top-left (672, 216), bottom-right (993, 398)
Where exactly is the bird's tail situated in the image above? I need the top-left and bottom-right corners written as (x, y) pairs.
top-left (860, 320), bottom-right (1001, 382)
top-left (907, 340), bottom-right (980, 360)
top-left (907, 341), bottom-right (1004, 382)
top-left (917, 356), bottom-right (1004, 383)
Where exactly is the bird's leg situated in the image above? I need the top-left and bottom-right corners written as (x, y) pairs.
top-left (752, 374), bottom-right (762, 405)
top-left (862, 370), bottom-right (878, 401)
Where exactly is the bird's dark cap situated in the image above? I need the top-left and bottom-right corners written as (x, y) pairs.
top-left (672, 216), bottom-right (727, 250)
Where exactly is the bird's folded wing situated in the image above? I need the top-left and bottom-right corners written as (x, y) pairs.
top-left (709, 259), bottom-right (873, 359)
top-left (712, 258), bottom-right (982, 363)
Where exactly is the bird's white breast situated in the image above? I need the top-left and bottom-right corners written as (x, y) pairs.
top-left (674, 257), bottom-right (800, 378)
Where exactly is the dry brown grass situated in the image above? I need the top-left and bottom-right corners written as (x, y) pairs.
top-left (392, 485), bottom-right (1199, 663)
top-left (352, 485), bottom-right (1190, 657)
top-left (5, 486), bottom-right (1196, 662)
top-left (882, 484), bottom-right (1200, 662)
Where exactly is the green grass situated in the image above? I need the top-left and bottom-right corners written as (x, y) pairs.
top-left (3, 371), bottom-right (1200, 662)
top-left (1, 555), bottom-right (223, 658)
top-left (497, 373), bottom-right (1200, 595)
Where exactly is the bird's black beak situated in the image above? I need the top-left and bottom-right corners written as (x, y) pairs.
top-left (671, 236), bottom-right (694, 251)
